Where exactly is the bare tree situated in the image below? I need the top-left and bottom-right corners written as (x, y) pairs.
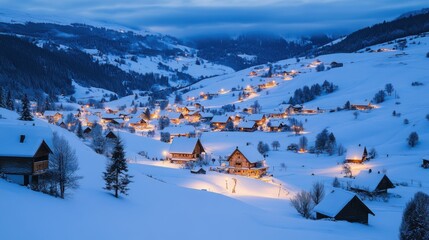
top-left (408, 132), bottom-right (419, 147)
top-left (311, 181), bottom-right (325, 205)
top-left (271, 140), bottom-right (280, 151)
top-left (343, 163), bottom-right (353, 178)
top-left (49, 132), bottom-right (82, 198)
top-left (291, 190), bottom-right (314, 219)
top-left (385, 83), bottom-right (394, 96)
top-left (299, 136), bottom-right (308, 151)
top-left (332, 177), bottom-right (340, 188)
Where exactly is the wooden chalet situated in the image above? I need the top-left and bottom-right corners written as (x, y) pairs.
top-left (186, 111), bottom-right (201, 123)
top-left (258, 80), bottom-right (277, 89)
top-left (83, 127), bottom-right (92, 134)
top-left (227, 146), bottom-right (268, 178)
top-left (165, 112), bottom-right (184, 125)
top-left (43, 111), bottom-right (63, 123)
top-left (58, 121), bottom-right (67, 129)
top-left (422, 156), bottom-right (429, 169)
top-left (0, 125), bottom-right (52, 185)
top-left (200, 112), bottom-right (214, 122)
top-left (101, 113), bottom-right (121, 124)
top-left (351, 173), bottom-right (395, 195)
top-left (168, 138), bottom-right (205, 164)
top-left (246, 114), bottom-right (267, 126)
top-left (351, 104), bottom-right (375, 111)
top-left (267, 120), bottom-right (287, 132)
top-left (237, 121), bottom-right (257, 132)
top-left (210, 115), bottom-right (233, 130)
top-left (345, 145), bottom-right (368, 163)
top-left (105, 131), bottom-right (118, 139)
top-left (314, 189), bottom-right (375, 224)
top-left (162, 125), bottom-right (196, 140)
top-left (128, 118), bottom-right (148, 129)
top-left (190, 168), bottom-right (206, 174)
top-left (330, 61), bottom-right (344, 68)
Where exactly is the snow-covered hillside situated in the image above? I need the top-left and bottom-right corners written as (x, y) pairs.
top-left (1, 33), bottom-right (429, 240)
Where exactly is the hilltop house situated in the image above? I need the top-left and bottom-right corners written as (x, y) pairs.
top-left (227, 146), bottom-right (268, 178)
top-left (0, 124), bottom-right (52, 185)
top-left (345, 145), bottom-right (368, 163)
top-left (168, 138), bottom-right (205, 164)
top-left (351, 104), bottom-right (375, 111)
top-left (351, 173), bottom-right (395, 195)
top-left (314, 189), bottom-right (375, 224)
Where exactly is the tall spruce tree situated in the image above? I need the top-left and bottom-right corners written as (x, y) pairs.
top-left (76, 122), bottom-right (84, 139)
top-left (6, 90), bottom-right (14, 110)
top-left (0, 86), bottom-right (5, 108)
top-left (19, 94), bottom-right (33, 121)
top-left (103, 137), bottom-right (132, 198)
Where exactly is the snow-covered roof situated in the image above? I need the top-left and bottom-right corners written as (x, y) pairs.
top-left (269, 120), bottom-right (286, 127)
top-left (232, 146), bottom-right (263, 163)
top-left (162, 125), bottom-right (195, 135)
top-left (0, 123), bottom-right (53, 157)
top-left (314, 189), bottom-right (358, 218)
top-left (200, 112), bottom-right (213, 118)
top-left (43, 111), bottom-right (61, 117)
top-left (345, 145), bottom-right (366, 160)
top-left (169, 137), bottom-right (203, 154)
top-left (86, 115), bottom-right (100, 123)
top-left (352, 173), bottom-right (392, 192)
top-left (128, 118), bottom-right (146, 124)
top-left (237, 121), bottom-right (257, 129)
top-left (165, 112), bottom-right (183, 119)
top-left (423, 155), bottom-right (429, 160)
top-left (246, 114), bottom-right (265, 121)
top-left (101, 113), bottom-right (120, 119)
top-left (211, 115), bottom-right (231, 123)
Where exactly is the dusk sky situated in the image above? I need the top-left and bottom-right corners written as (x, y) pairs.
top-left (0, 0), bottom-right (428, 38)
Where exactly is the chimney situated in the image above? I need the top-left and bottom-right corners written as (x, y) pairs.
top-left (20, 135), bottom-right (26, 143)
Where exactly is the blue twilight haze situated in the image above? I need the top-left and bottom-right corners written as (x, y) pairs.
top-left (0, 0), bottom-right (427, 37)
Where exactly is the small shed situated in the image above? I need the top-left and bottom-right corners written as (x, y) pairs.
top-left (83, 127), bottom-right (92, 134)
top-left (351, 173), bottom-right (395, 195)
top-left (345, 145), bottom-right (368, 163)
top-left (314, 189), bottom-right (375, 224)
top-left (422, 156), bottom-right (429, 169)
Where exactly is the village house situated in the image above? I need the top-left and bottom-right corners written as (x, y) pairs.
top-left (186, 111), bottom-right (201, 123)
top-left (105, 130), bottom-right (118, 139)
top-left (237, 121), bottom-right (258, 132)
top-left (258, 80), bottom-right (277, 89)
top-left (165, 112), bottom-right (184, 125)
top-left (162, 125), bottom-right (196, 140)
top-left (226, 146), bottom-right (268, 178)
top-left (345, 145), bottom-right (368, 163)
top-left (128, 118), bottom-right (148, 129)
top-left (268, 109), bottom-right (287, 119)
top-left (330, 61), bottom-right (344, 68)
top-left (351, 103), bottom-right (375, 111)
top-left (267, 120), bottom-right (288, 132)
top-left (314, 189), bottom-right (375, 224)
top-left (200, 112), bottom-right (214, 122)
top-left (0, 124), bottom-right (52, 185)
top-left (210, 115), bottom-right (233, 130)
top-left (351, 173), bottom-right (395, 195)
top-left (245, 114), bottom-right (267, 126)
top-left (83, 126), bottom-right (92, 135)
top-left (101, 113), bottom-right (121, 124)
top-left (168, 137), bottom-right (205, 164)
top-left (43, 111), bottom-right (63, 123)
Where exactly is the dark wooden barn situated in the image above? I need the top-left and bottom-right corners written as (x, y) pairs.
top-left (314, 189), bottom-right (375, 224)
top-left (190, 168), bottom-right (206, 174)
top-left (105, 131), bottom-right (118, 139)
top-left (351, 174), bottom-right (395, 195)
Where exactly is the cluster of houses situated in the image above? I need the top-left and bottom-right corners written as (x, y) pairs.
top-left (167, 137), bottom-right (268, 178)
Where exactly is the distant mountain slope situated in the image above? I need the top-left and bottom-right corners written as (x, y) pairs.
top-left (0, 34), bottom-right (167, 97)
top-left (315, 11), bottom-right (429, 55)
top-left (193, 35), bottom-right (333, 70)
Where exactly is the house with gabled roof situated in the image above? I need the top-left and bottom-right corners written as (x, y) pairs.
top-left (168, 137), bottom-right (205, 164)
top-left (128, 118), bottom-right (148, 129)
top-left (314, 189), bottom-right (375, 224)
top-left (422, 155), bottom-right (429, 169)
top-left (227, 146), bottom-right (268, 178)
top-left (237, 121), bottom-right (257, 132)
top-left (345, 145), bottom-right (368, 163)
top-left (210, 115), bottom-right (233, 130)
top-left (0, 124), bottom-right (52, 185)
top-left (351, 173), bottom-right (395, 195)
top-left (245, 114), bottom-right (267, 126)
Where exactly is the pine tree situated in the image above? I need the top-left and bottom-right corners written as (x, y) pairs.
top-left (0, 86), bottom-right (5, 108)
top-left (103, 137), bottom-right (133, 198)
top-left (399, 192), bottom-right (429, 240)
top-left (76, 122), bottom-right (84, 139)
top-left (6, 90), bottom-right (14, 110)
top-left (19, 94), bottom-right (33, 121)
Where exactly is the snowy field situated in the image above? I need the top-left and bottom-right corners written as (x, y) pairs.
top-left (1, 33), bottom-right (429, 240)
